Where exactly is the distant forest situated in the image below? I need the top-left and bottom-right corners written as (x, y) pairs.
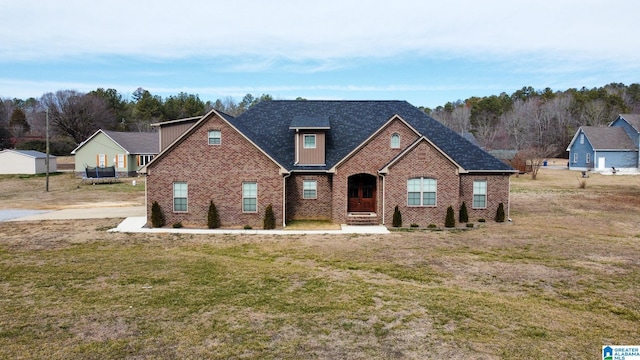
top-left (1, 83), bottom-right (639, 158)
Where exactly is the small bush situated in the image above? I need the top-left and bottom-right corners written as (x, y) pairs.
top-left (392, 205), bottom-right (402, 227)
top-left (427, 224), bottom-right (437, 229)
top-left (410, 223), bottom-right (419, 228)
top-left (172, 222), bottom-right (183, 228)
top-left (445, 206), bottom-right (456, 228)
top-left (578, 179), bottom-right (587, 189)
top-left (478, 218), bottom-right (486, 223)
top-left (243, 225), bottom-right (252, 230)
top-left (495, 202), bottom-right (506, 222)
top-left (263, 204), bottom-right (276, 229)
top-left (207, 201), bottom-right (220, 229)
top-left (150, 201), bottom-right (165, 228)
top-left (466, 223), bottom-right (474, 228)
top-left (459, 201), bottom-right (468, 223)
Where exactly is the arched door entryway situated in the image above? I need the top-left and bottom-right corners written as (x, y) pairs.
top-left (347, 173), bottom-right (377, 213)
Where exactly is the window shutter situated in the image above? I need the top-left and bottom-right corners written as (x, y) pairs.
top-left (96, 154), bottom-right (99, 166)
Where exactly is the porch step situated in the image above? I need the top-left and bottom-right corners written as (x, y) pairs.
top-left (346, 213), bottom-right (379, 226)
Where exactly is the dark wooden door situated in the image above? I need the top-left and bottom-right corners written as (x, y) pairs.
top-left (348, 174), bottom-right (376, 212)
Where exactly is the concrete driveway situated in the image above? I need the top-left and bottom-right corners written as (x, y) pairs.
top-left (2, 206), bottom-right (146, 222)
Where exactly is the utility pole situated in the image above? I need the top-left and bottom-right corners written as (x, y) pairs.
top-left (45, 108), bottom-right (50, 192)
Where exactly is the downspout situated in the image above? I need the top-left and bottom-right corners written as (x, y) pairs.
top-left (379, 172), bottom-right (386, 225)
top-left (282, 172), bottom-right (291, 228)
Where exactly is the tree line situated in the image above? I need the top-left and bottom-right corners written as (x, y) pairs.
top-left (0, 88), bottom-right (273, 152)
top-left (1, 83), bottom-right (639, 158)
top-left (427, 83), bottom-right (640, 158)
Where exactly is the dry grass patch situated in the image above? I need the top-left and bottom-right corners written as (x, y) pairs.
top-left (0, 168), bottom-right (639, 358)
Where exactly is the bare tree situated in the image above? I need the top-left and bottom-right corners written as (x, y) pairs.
top-left (41, 90), bottom-right (116, 143)
top-left (518, 145), bottom-right (558, 180)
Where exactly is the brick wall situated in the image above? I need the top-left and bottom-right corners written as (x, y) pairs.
top-left (384, 140), bottom-right (460, 226)
top-left (146, 113), bottom-right (284, 228)
top-left (459, 174), bottom-right (511, 221)
top-left (286, 173), bottom-right (333, 221)
top-left (332, 117), bottom-right (420, 223)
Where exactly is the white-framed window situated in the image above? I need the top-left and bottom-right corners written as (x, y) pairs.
top-left (208, 130), bottom-right (221, 145)
top-left (586, 153), bottom-right (591, 164)
top-left (98, 154), bottom-right (106, 167)
top-left (407, 178), bottom-right (437, 206)
top-left (173, 182), bottom-right (188, 212)
top-left (303, 180), bottom-right (317, 199)
top-left (390, 133), bottom-right (401, 148)
top-left (242, 182), bottom-right (257, 213)
top-left (303, 134), bottom-right (316, 149)
top-left (573, 152), bottom-right (578, 163)
top-left (579, 134), bottom-right (584, 144)
top-left (116, 154), bottom-right (125, 168)
top-left (472, 180), bottom-right (487, 209)
top-left (138, 154), bottom-right (154, 166)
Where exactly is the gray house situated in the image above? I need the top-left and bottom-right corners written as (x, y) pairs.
top-left (566, 114), bottom-right (640, 173)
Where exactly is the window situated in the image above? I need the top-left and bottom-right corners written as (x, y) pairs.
top-left (407, 178), bottom-right (437, 206)
top-left (586, 153), bottom-right (591, 164)
top-left (473, 180), bottom-right (487, 209)
top-left (138, 155), bottom-right (154, 166)
top-left (242, 182), bottom-right (257, 212)
top-left (573, 152), bottom-right (578, 163)
top-left (173, 182), bottom-right (188, 212)
top-left (303, 180), bottom-right (317, 199)
top-left (303, 134), bottom-right (316, 149)
top-left (579, 134), bottom-right (584, 144)
top-left (208, 130), bottom-right (221, 145)
top-left (116, 154), bottom-right (125, 168)
top-left (98, 154), bottom-right (106, 167)
top-left (390, 133), bottom-right (400, 148)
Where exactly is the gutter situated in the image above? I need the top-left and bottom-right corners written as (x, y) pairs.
top-left (282, 172), bottom-right (291, 228)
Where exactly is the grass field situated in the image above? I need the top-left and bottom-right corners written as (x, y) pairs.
top-left (0, 169), bottom-right (638, 359)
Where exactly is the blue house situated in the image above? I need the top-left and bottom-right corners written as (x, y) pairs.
top-left (566, 114), bottom-right (640, 173)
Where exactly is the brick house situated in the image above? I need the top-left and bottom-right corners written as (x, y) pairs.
top-left (141, 101), bottom-right (515, 228)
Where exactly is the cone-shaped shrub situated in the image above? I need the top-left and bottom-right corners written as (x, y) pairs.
top-left (207, 200), bottom-right (220, 229)
top-left (495, 202), bottom-right (506, 222)
top-left (392, 205), bottom-right (402, 227)
top-left (445, 205), bottom-right (456, 228)
top-left (459, 201), bottom-right (469, 223)
top-left (150, 201), bottom-right (165, 228)
top-left (263, 204), bottom-right (276, 229)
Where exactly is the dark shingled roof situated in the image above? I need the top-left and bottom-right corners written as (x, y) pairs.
top-left (581, 126), bottom-right (638, 150)
top-left (227, 100), bottom-right (513, 172)
top-left (103, 130), bottom-right (159, 154)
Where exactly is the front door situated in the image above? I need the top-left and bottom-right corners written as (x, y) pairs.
top-left (348, 174), bottom-right (376, 213)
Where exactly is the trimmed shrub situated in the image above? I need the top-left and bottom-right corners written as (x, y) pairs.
top-left (392, 205), bottom-right (402, 227)
top-left (410, 223), bottom-right (419, 228)
top-left (263, 204), bottom-right (276, 229)
top-left (445, 206), bottom-right (456, 228)
top-left (495, 202), bottom-right (506, 222)
top-left (244, 225), bottom-right (252, 230)
top-left (478, 218), bottom-right (486, 223)
top-left (150, 201), bottom-right (165, 228)
top-left (459, 201), bottom-right (469, 223)
top-left (466, 223), bottom-right (474, 228)
top-left (172, 222), bottom-right (183, 228)
top-left (207, 201), bottom-right (221, 229)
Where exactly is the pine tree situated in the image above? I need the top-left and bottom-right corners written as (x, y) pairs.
top-left (150, 201), bottom-right (165, 228)
top-left (207, 200), bottom-right (220, 229)
top-left (263, 204), bottom-right (275, 229)
top-left (495, 202), bottom-right (506, 222)
top-left (459, 202), bottom-right (469, 223)
top-left (392, 205), bottom-right (402, 227)
top-left (445, 206), bottom-right (456, 228)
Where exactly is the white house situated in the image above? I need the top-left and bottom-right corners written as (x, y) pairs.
top-left (0, 149), bottom-right (57, 174)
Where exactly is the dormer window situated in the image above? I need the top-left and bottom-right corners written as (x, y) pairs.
top-left (304, 134), bottom-right (316, 149)
top-left (391, 133), bottom-right (400, 148)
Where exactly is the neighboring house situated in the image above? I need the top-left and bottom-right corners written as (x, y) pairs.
top-left (142, 101), bottom-right (516, 228)
top-left (71, 129), bottom-right (159, 177)
top-left (0, 149), bottom-right (56, 174)
top-left (566, 114), bottom-right (640, 173)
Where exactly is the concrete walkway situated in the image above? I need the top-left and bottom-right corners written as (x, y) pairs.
top-left (108, 216), bottom-right (390, 235)
top-left (2, 207), bottom-right (390, 234)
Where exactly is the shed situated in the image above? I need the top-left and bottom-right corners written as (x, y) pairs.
top-left (0, 149), bottom-right (57, 174)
